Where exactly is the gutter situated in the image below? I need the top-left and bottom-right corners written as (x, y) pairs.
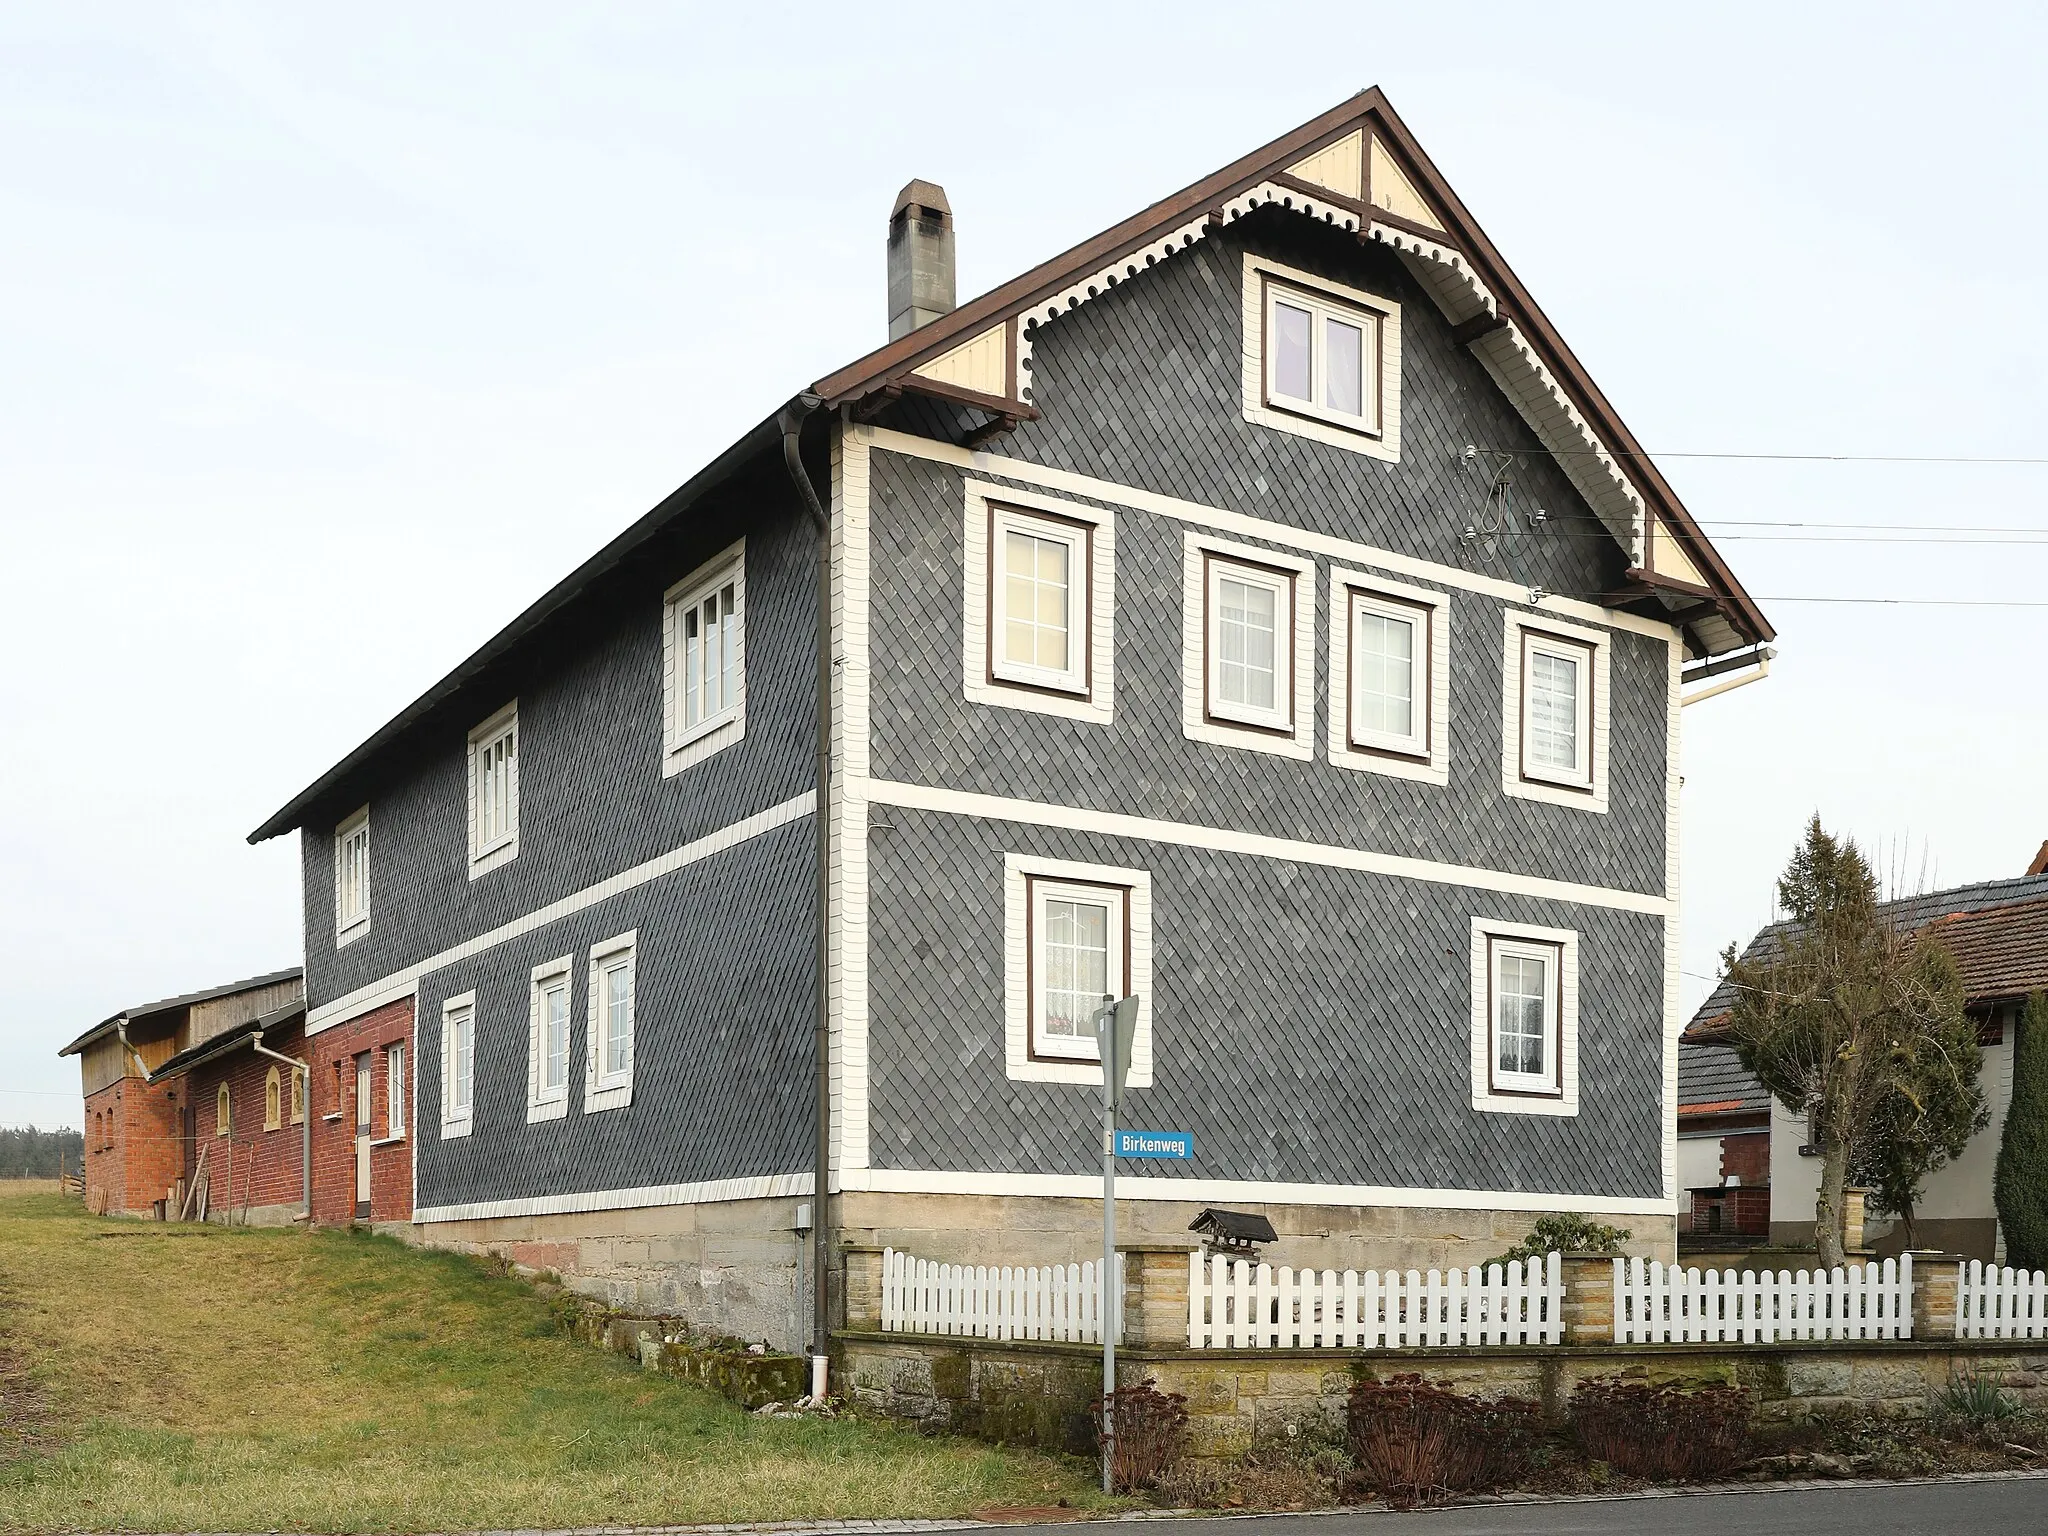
top-left (777, 392), bottom-right (835, 1405)
top-left (249, 1030), bottom-right (312, 1222)
top-left (1681, 647), bottom-right (1773, 707)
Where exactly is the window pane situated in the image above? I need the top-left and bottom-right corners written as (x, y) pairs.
top-left (1496, 953), bottom-right (1549, 1077)
top-left (683, 606), bottom-right (701, 727)
top-left (702, 594), bottom-right (723, 717)
top-left (1528, 650), bottom-right (1580, 770)
top-left (605, 965), bottom-right (631, 1076)
top-left (719, 583), bottom-right (738, 714)
top-left (1001, 529), bottom-right (1071, 673)
top-left (1043, 896), bottom-right (1110, 1040)
top-left (543, 983), bottom-right (568, 1091)
top-left (451, 1012), bottom-right (472, 1111)
top-left (1325, 316), bottom-right (1364, 416)
top-left (1217, 574), bottom-right (1279, 711)
top-left (1354, 608), bottom-right (1416, 738)
top-left (1273, 302), bottom-right (1312, 400)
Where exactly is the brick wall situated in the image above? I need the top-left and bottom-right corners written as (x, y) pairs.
top-left (83, 1076), bottom-right (182, 1217)
top-left (188, 1019), bottom-right (308, 1218)
top-left (1722, 1132), bottom-right (1769, 1186)
top-left (308, 998), bottom-right (414, 1225)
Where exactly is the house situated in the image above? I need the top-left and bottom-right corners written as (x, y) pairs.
top-left (1675, 1040), bottom-right (1771, 1240)
top-left (1686, 859), bottom-right (2048, 1261)
top-left (58, 968), bottom-right (304, 1218)
top-left (245, 91), bottom-right (1772, 1360)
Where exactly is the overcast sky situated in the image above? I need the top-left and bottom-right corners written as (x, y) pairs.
top-left (6, 4), bottom-right (2046, 1129)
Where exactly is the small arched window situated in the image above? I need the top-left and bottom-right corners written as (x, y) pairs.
top-left (289, 1067), bottom-right (305, 1125)
top-left (216, 1083), bottom-right (231, 1138)
top-left (264, 1068), bottom-right (282, 1131)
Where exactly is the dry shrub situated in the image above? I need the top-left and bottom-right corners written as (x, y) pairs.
top-left (1152, 1446), bottom-right (1342, 1510)
top-left (1092, 1381), bottom-right (1189, 1492)
top-left (1345, 1374), bottom-right (1539, 1509)
top-left (1569, 1376), bottom-right (1753, 1480)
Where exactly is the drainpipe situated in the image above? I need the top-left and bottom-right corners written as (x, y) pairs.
top-left (112, 1018), bottom-right (151, 1079)
top-left (778, 392), bottom-right (834, 1403)
top-left (250, 1030), bottom-right (312, 1222)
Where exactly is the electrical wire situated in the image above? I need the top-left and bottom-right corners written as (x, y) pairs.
top-left (1475, 446), bottom-right (2048, 465)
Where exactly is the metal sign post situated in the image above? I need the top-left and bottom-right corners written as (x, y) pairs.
top-left (1095, 992), bottom-right (1140, 1496)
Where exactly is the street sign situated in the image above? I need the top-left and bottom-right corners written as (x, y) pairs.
top-left (1116, 1129), bottom-right (1193, 1160)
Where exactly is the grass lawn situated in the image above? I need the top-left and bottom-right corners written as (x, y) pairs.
top-left (0, 1184), bottom-right (1107, 1532)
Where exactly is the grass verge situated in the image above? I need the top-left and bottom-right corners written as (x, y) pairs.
top-left (0, 1188), bottom-right (1106, 1532)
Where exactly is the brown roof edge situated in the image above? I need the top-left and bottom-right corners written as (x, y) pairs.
top-left (811, 93), bottom-right (1380, 407)
top-left (815, 88), bottom-right (1771, 648)
top-left (1361, 99), bottom-right (1771, 647)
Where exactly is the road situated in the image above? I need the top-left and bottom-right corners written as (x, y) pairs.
top-left (1030, 1475), bottom-right (2048, 1534)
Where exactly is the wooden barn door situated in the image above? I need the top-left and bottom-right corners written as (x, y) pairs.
top-left (353, 1054), bottom-right (372, 1218)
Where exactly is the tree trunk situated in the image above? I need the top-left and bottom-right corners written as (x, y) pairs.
top-left (1816, 1135), bottom-right (1850, 1270)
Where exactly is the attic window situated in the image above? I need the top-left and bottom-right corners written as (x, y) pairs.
top-left (1241, 254), bottom-right (1402, 463)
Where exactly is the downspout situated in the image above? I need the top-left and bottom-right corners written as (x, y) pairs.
top-left (249, 1030), bottom-right (312, 1222)
top-left (778, 392), bottom-right (834, 1403)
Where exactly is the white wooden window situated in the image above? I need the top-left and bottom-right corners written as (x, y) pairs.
top-left (1003, 853), bottom-right (1153, 1086)
top-left (1502, 615), bottom-right (1610, 812)
top-left (334, 806), bottom-right (370, 943)
top-left (963, 483), bottom-right (1115, 725)
top-left (1266, 282), bottom-right (1378, 431)
top-left (992, 505), bottom-right (1090, 695)
top-left (440, 992), bottom-right (475, 1139)
top-left (264, 1068), bottom-right (281, 1131)
top-left (386, 1043), bottom-right (405, 1139)
top-left (289, 1066), bottom-right (305, 1125)
top-left (466, 702), bottom-right (519, 877)
top-left (1205, 556), bottom-right (1294, 732)
top-left (585, 931), bottom-right (637, 1114)
top-left (1241, 254), bottom-right (1402, 461)
top-left (216, 1083), bottom-right (231, 1137)
top-left (1327, 570), bottom-right (1449, 785)
top-left (662, 539), bottom-right (748, 776)
top-left (527, 956), bottom-right (572, 1123)
top-left (1181, 534), bottom-right (1314, 759)
top-left (1469, 920), bottom-right (1579, 1116)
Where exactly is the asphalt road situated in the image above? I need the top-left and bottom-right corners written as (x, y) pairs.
top-left (1037, 1475), bottom-right (2048, 1534)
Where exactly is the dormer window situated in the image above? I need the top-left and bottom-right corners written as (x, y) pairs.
top-left (1240, 254), bottom-right (1401, 461)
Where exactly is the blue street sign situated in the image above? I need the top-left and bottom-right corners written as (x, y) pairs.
top-left (1116, 1129), bottom-right (1193, 1160)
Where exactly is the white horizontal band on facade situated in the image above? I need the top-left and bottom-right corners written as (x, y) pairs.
top-left (844, 1165), bottom-right (1671, 1217)
top-left (307, 791), bottom-right (817, 1036)
top-left (863, 778), bottom-right (1671, 916)
top-left (856, 425), bottom-right (1678, 646)
top-left (414, 1170), bottom-right (813, 1225)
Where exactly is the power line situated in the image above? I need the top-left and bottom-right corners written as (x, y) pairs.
top-left (1480, 446), bottom-right (2048, 465)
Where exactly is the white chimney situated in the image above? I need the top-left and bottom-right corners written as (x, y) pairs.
top-left (887, 180), bottom-right (955, 341)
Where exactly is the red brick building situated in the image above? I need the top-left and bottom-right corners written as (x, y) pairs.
top-left (59, 970), bottom-right (303, 1218)
top-left (151, 1004), bottom-right (311, 1225)
top-left (306, 998), bottom-right (414, 1226)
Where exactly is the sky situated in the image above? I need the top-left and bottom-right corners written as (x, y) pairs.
top-left (5, 4), bottom-right (2046, 1129)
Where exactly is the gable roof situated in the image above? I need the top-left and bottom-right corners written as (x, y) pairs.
top-left (1678, 1040), bottom-right (1772, 1117)
top-left (1687, 872), bottom-right (2048, 1040)
top-left (250, 89), bottom-right (1767, 845)
top-left (58, 967), bottom-right (305, 1058)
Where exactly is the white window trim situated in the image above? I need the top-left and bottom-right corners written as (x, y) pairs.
top-left (1003, 853), bottom-right (1152, 1087)
top-left (334, 805), bottom-right (371, 946)
top-left (1501, 612), bottom-right (1611, 813)
top-left (1240, 253), bottom-right (1402, 462)
top-left (989, 504), bottom-right (1091, 695)
top-left (440, 990), bottom-right (476, 1140)
top-left (465, 701), bottom-right (519, 879)
top-left (661, 538), bottom-right (748, 778)
top-left (386, 1041), bottom-right (405, 1141)
top-left (527, 955), bottom-right (573, 1123)
top-left (584, 930), bottom-right (636, 1115)
top-left (1180, 533), bottom-right (1314, 760)
top-left (1469, 918), bottom-right (1579, 1116)
top-left (1326, 568), bottom-right (1450, 786)
top-left (962, 482), bottom-right (1115, 725)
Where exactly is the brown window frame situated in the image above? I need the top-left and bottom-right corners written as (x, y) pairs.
top-left (1341, 583), bottom-right (1435, 763)
top-left (1022, 873), bottom-right (1132, 1066)
top-left (1484, 934), bottom-right (1566, 1101)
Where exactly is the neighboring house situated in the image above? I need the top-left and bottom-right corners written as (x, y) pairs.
top-left (1687, 861), bottom-right (2048, 1261)
top-left (1675, 1041), bottom-right (1771, 1240)
top-left (246, 90), bottom-right (1773, 1354)
top-left (148, 1000), bottom-right (310, 1226)
top-left (57, 969), bottom-right (304, 1218)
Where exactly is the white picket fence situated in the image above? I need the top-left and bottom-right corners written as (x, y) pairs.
top-left (1613, 1253), bottom-right (1913, 1343)
top-left (879, 1247), bottom-right (1121, 1342)
top-left (1187, 1252), bottom-right (1563, 1349)
top-left (1956, 1260), bottom-right (2048, 1338)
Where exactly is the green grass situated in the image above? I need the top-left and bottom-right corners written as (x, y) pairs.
top-left (0, 1187), bottom-right (1105, 1532)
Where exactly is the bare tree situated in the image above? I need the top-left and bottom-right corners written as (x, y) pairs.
top-left (1721, 819), bottom-right (1983, 1269)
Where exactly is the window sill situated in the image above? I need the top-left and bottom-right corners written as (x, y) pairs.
top-left (468, 839), bottom-right (519, 881)
top-left (663, 713), bottom-right (746, 778)
top-left (335, 918), bottom-right (371, 948)
top-left (321, 1113), bottom-right (343, 1123)
top-left (370, 1134), bottom-right (406, 1147)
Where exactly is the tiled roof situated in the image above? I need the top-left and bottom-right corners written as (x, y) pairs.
top-left (1687, 871), bottom-right (2048, 1037)
top-left (57, 967), bottom-right (304, 1057)
top-left (1677, 1041), bottom-right (1771, 1114)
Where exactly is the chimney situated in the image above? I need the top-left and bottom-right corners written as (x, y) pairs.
top-left (887, 180), bottom-right (955, 340)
